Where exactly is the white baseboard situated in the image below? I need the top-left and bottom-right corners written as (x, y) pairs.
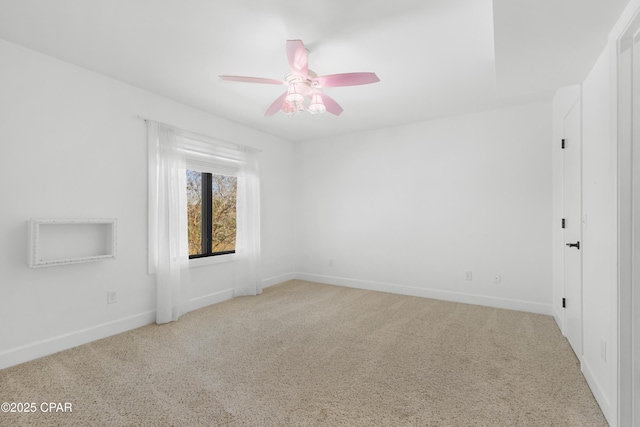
top-left (262, 272), bottom-right (297, 289)
top-left (0, 271), bottom-right (552, 371)
top-left (0, 274), bottom-right (298, 371)
top-left (185, 288), bottom-right (235, 313)
top-left (553, 305), bottom-right (564, 333)
top-left (295, 273), bottom-right (553, 316)
top-left (0, 310), bottom-right (155, 371)
top-left (186, 273), bottom-right (297, 310)
top-left (581, 359), bottom-right (612, 425)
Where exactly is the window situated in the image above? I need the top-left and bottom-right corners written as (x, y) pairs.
top-left (148, 121), bottom-right (261, 308)
top-left (186, 169), bottom-right (237, 258)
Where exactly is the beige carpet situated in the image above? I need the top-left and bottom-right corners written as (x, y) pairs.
top-left (0, 280), bottom-right (607, 426)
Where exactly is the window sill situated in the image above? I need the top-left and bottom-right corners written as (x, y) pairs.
top-left (189, 253), bottom-right (236, 268)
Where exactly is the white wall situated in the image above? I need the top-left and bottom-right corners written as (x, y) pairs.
top-left (0, 40), bottom-right (296, 369)
top-left (581, 46), bottom-right (616, 420)
top-left (294, 102), bottom-right (553, 314)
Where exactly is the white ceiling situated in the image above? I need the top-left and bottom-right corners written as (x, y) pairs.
top-left (0, 0), bottom-right (629, 142)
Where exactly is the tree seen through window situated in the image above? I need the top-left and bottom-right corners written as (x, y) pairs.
top-left (187, 170), bottom-right (237, 257)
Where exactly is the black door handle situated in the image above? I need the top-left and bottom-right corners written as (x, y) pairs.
top-left (566, 241), bottom-right (580, 250)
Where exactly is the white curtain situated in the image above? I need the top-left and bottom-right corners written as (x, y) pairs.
top-left (233, 148), bottom-right (262, 296)
top-left (147, 119), bottom-right (262, 322)
top-left (148, 122), bottom-right (189, 324)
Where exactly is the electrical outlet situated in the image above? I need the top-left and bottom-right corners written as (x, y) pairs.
top-left (107, 290), bottom-right (117, 304)
top-left (465, 271), bottom-right (473, 281)
top-left (493, 273), bottom-right (501, 284)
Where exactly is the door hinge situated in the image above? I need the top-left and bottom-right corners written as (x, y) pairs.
top-left (561, 218), bottom-right (566, 229)
top-left (562, 298), bottom-right (566, 308)
top-left (561, 139), bottom-right (566, 149)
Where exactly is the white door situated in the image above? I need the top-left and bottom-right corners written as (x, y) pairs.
top-left (563, 102), bottom-right (582, 357)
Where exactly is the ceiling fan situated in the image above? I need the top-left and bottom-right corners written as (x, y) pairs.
top-left (219, 39), bottom-right (380, 117)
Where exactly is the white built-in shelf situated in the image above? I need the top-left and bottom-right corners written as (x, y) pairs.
top-left (28, 218), bottom-right (117, 268)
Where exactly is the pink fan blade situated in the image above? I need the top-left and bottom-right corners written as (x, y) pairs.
top-left (319, 92), bottom-right (344, 116)
top-left (264, 91), bottom-right (288, 116)
top-left (286, 40), bottom-right (308, 79)
top-left (315, 72), bottom-right (380, 87)
top-left (219, 75), bottom-right (285, 85)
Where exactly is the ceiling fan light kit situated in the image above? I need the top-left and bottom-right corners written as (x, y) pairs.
top-left (219, 40), bottom-right (380, 117)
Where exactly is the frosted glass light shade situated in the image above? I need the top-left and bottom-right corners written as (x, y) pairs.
top-left (282, 100), bottom-right (297, 116)
top-left (308, 93), bottom-right (326, 114)
top-left (285, 83), bottom-right (304, 104)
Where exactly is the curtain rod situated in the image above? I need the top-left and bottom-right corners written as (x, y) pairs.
top-left (136, 115), bottom-right (262, 152)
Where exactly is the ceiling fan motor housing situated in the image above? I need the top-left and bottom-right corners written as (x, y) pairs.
top-left (285, 70), bottom-right (319, 96)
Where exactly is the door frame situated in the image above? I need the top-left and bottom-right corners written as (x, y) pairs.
top-left (615, 1), bottom-right (640, 425)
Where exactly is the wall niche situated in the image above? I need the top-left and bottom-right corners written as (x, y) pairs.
top-left (28, 218), bottom-right (117, 267)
